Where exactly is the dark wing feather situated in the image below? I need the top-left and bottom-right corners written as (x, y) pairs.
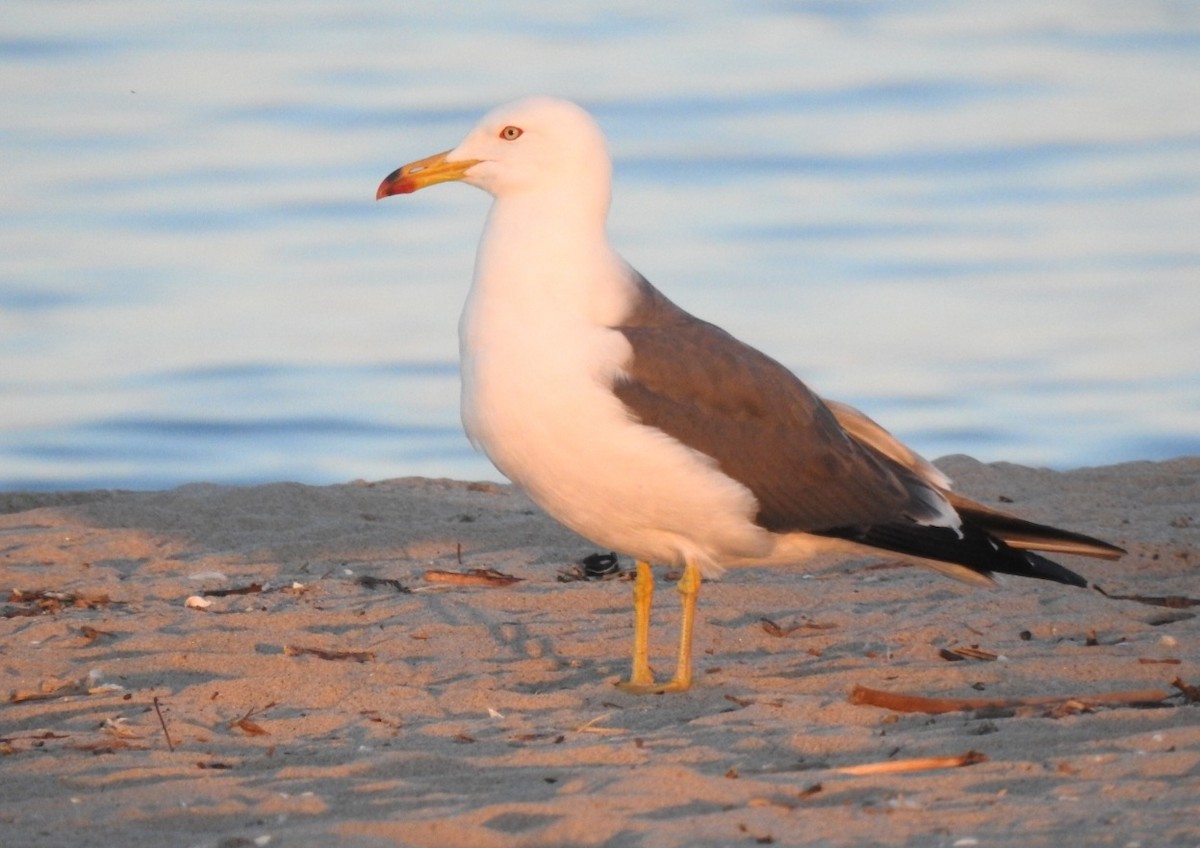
top-left (944, 492), bottom-right (1125, 559)
top-left (611, 274), bottom-right (946, 532)
top-left (815, 522), bottom-right (1089, 587)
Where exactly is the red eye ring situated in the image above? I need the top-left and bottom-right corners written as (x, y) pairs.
top-left (499, 125), bottom-right (523, 141)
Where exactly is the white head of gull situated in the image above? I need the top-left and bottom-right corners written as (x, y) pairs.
top-left (378, 96), bottom-right (1124, 693)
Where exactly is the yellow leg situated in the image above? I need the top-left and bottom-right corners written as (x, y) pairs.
top-left (616, 560), bottom-right (701, 694)
top-left (666, 560), bottom-right (701, 691)
top-left (625, 560), bottom-right (655, 687)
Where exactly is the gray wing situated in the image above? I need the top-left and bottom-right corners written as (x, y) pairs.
top-left (611, 274), bottom-right (948, 533)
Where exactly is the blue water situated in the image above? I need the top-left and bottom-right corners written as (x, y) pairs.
top-left (3, 2), bottom-right (1199, 491)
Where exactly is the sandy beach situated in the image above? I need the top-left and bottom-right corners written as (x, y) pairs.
top-left (1, 455), bottom-right (1198, 847)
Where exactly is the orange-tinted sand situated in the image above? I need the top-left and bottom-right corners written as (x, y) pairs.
top-left (2, 456), bottom-right (1197, 847)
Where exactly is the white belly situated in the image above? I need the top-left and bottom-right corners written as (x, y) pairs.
top-left (459, 307), bottom-right (772, 575)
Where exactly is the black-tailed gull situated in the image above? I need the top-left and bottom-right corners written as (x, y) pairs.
top-left (376, 97), bottom-right (1123, 693)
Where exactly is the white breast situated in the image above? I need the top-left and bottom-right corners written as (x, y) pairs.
top-left (458, 243), bottom-right (772, 576)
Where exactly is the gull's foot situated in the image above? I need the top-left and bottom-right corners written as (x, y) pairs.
top-left (615, 676), bottom-right (691, 695)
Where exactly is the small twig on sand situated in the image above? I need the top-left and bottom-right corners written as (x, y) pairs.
top-left (1094, 586), bottom-right (1200, 608)
top-left (153, 696), bottom-right (174, 752)
top-left (424, 567), bottom-right (523, 588)
top-left (201, 583), bottom-right (263, 597)
top-left (284, 645), bottom-right (375, 663)
top-left (760, 618), bottom-right (837, 638)
top-left (836, 749), bottom-right (987, 775)
top-left (1171, 676), bottom-right (1200, 703)
top-left (573, 713), bottom-right (622, 735)
top-left (230, 702), bottom-right (277, 736)
top-left (849, 684), bottom-right (1172, 715)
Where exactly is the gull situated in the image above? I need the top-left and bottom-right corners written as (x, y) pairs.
top-left (376, 97), bottom-right (1124, 693)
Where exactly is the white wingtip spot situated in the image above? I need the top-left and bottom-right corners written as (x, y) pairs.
top-left (915, 486), bottom-right (963, 537)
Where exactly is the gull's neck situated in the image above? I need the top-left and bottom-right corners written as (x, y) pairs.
top-left (468, 185), bottom-right (631, 328)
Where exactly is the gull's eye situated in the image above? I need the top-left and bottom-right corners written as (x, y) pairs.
top-left (499, 125), bottom-right (523, 141)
